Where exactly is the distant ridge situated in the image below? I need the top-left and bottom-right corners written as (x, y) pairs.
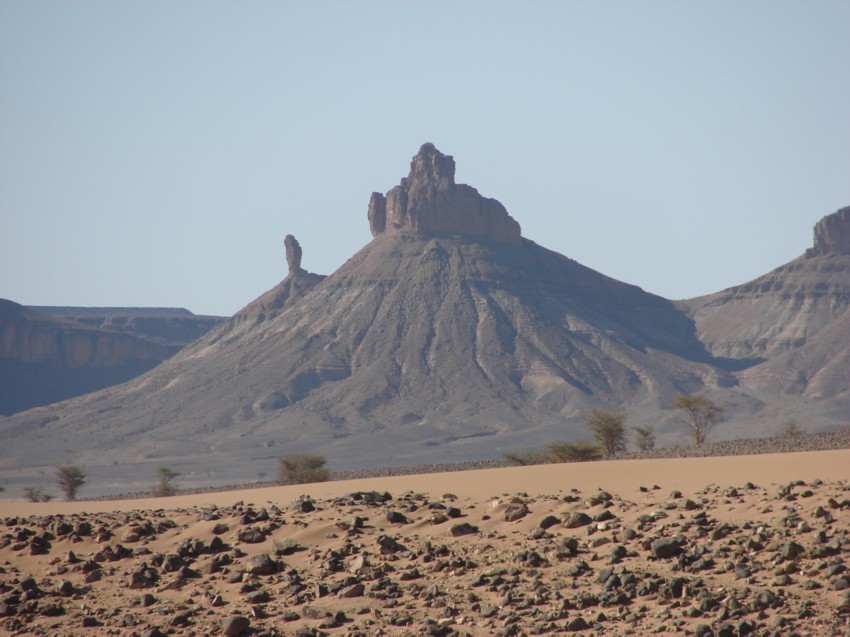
top-left (29, 306), bottom-right (202, 317)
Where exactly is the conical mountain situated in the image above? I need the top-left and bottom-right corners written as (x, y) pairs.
top-left (6, 144), bottom-right (840, 494)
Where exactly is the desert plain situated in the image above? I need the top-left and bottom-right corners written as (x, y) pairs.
top-left (1, 449), bottom-right (849, 636)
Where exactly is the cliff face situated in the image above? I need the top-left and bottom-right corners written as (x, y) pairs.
top-left (811, 206), bottom-right (850, 256)
top-left (1, 301), bottom-right (172, 367)
top-left (0, 301), bottom-right (222, 415)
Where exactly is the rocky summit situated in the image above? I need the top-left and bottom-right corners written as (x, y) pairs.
top-left (1, 145), bottom-right (849, 495)
top-left (368, 143), bottom-right (521, 244)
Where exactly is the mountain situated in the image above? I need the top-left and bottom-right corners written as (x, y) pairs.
top-left (0, 301), bottom-right (220, 415)
top-left (1, 145), bottom-right (847, 495)
top-left (681, 206), bottom-right (850, 409)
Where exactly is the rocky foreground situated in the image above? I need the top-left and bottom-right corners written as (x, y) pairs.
top-left (2, 462), bottom-right (849, 637)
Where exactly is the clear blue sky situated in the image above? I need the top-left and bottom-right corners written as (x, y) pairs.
top-left (2, 1), bottom-right (848, 317)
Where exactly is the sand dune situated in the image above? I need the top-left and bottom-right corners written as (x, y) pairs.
top-left (1, 450), bottom-right (848, 635)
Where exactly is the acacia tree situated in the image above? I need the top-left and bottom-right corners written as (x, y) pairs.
top-left (278, 453), bottom-right (330, 485)
top-left (56, 465), bottom-right (86, 501)
top-left (672, 395), bottom-right (724, 446)
top-left (585, 408), bottom-right (627, 457)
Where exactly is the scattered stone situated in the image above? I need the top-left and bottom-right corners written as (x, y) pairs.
top-left (222, 615), bottom-right (250, 636)
top-left (245, 553), bottom-right (277, 575)
top-left (650, 538), bottom-right (682, 559)
top-left (448, 523), bottom-right (478, 537)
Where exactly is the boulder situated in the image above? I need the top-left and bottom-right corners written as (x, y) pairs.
top-left (244, 553), bottom-right (277, 576)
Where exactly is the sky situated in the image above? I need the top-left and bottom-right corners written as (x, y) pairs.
top-left (1, 1), bottom-right (848, 317)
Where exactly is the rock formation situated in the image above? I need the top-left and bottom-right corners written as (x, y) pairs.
top-left (368, 143), bottom-right (522, 244)
top-left (229, 234), bottom-right (325, 326)
top-left (284, 234), bottom-right (303, 273)
top-left (811, 206), bottom-right (850, 255)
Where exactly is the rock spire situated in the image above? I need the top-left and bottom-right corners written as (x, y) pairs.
top-left (284, 234), bottom-right (303, 274)
top-left (368, 143), bottom-right (521, 244)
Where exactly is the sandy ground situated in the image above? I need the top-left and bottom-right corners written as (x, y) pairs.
top-left (1, 450), bottom-right (848, 636)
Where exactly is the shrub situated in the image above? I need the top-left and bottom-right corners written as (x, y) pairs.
top-left (154, 467), bottom-right (180, 497)
top-left (278, 453), bottom-right (330, 485)
top-left (23, 486), bottom-right (54, 502)
top-left (546, 441), bottom-right (602, 463)
top-left (502, 450), bottom-right (551, 466)
top-left (56, 465), bottom-right (86, 501)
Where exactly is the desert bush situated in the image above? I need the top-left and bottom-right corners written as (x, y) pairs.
top-left (546, 441), bottom-right (602, 462)
top-left (585, 408), bottom-right (627, 457)
top-left (779, 420), bottom-right (804, 437)
top-left (56, 465), bottom-right (86, 501)
top-left (633, 425), bottom-right (656, 451)
top-left (672, 394), bottom-right (724, 446)
top-left (278, 453), bottom-right (330, 485)
top-left (502, 450), bottom-right (551, 466)
top-left (23, 486), bottom-right (54, 502)
top-left (154, 467), bottom-right (180, 497)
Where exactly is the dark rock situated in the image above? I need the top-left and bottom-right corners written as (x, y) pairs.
top-left (247, 589), bottom-right (271, 604)
top-left (504, 503), bottom-right (529, 522)
top-left (40, 602), bottom-right (64, 617)
top-left (448, 523), bottom-right (478, 537)
top-left (377, 534), bottom-right (406, 553)
top-left (245, 553), bottom-right (277, 576)
top-left (292, 498), bottom-right (315, 514)
top-left (566, 616), bottom-right (589, 631)
top-left (780, 541), bottom-right (804, 560)
top-left (236, 528), bottom-right (266, 544)
top-left (565, 512), bottom-right (593, 529)
top-left (337, 583), bottom-right (365, 598)
top-left (222, 615), bottom-right (250, 636)
top-left (272, 537), bottom-right (300, 556)
top-left (385, 510), bottom-right (409, 524)
top-left (651, 538), bottom-right (682, 558)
